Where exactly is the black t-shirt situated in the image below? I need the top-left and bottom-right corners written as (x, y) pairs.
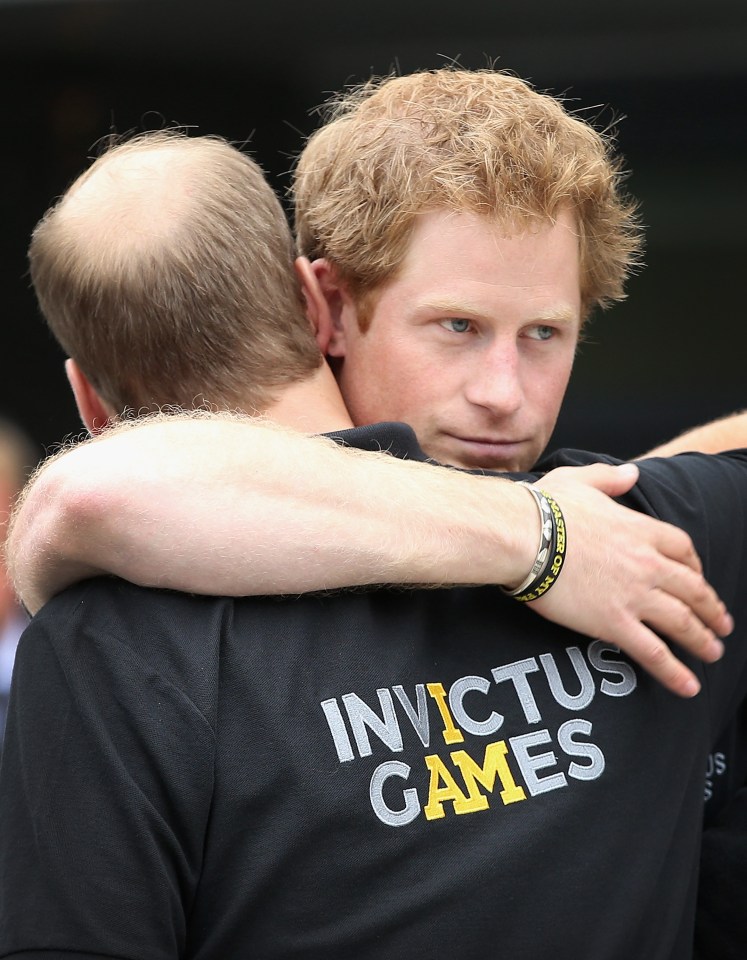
top-left (2, 425), bottom-right (747, 960)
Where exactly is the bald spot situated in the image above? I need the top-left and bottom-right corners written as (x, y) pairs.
top-left (59, 146), bottom-right (197, 257)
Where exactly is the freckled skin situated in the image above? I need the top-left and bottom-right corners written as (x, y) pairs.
top-left (331, 209), bottom-right (582, 472)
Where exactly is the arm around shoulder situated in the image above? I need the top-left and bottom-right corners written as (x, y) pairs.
top-left (640, 410), bottom-right (747, 458)
top-left (7, 412), bottom-right (541, 612)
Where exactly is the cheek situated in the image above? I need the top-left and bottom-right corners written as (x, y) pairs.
top-left (521, 352), bottom-right (572, 410)
top-left (537, 366), bottom-right (573, 427)
top-left (370, 364), bottom-right (443, 430)
top-left (360, 335), bottom-right (424, 390)
top-left (540, 349), bottom-right (575, 395)
top-left (395, 374), bottom-right (440, 418)
top-left (339, 337), bottom-right (416, 422)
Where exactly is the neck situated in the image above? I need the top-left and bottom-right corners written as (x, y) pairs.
top-left (260, 361), bottom-right (354, 434)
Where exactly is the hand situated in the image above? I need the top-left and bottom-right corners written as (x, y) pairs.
top-left (529, 462), bottom-right (732, 698)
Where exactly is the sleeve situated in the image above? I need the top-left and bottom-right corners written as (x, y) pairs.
top-left (0, 580), bottom-right (217, 960)
top-left (626, 451), bottom-right (747, 737)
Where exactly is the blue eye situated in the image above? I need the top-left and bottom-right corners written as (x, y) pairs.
top-left (527, 325), bottom-right (554, 341)
top-left (441, 318), bottom-right (472, 334)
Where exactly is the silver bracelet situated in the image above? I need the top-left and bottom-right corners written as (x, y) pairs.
top-left (501, 482), bottom-right (554, 597)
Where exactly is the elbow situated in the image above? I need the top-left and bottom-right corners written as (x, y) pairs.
top-left (6, 452), bottom-right (110, 612)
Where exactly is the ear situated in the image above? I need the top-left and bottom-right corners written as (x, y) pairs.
top-left (295, 256), bottom-right (331, 352)
top-left (65, 359), bottom-right (115, 435)
top-left (295, 257), bottom-right (353, 358)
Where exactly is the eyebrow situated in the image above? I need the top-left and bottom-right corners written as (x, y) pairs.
top-left (421, 298), bottom-right (580, 324)
top-left (529, 306), bottom-right (579, 324)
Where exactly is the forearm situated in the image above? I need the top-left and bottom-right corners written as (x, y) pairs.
top-left (641, 410), bottom-right (747, 458)
top-left (9, 413), bottom-right (538, 612)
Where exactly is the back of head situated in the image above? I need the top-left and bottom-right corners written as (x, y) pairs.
top-left (294, 68), bottom-right (643, 321)
top-left (30, 131), bottom-right (321, 415)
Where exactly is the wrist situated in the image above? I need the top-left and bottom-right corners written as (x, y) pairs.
top-left (447, 476), bottom-right (541, 589)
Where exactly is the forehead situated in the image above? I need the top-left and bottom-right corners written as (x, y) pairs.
top-left (404, 207), bottom-right (578, 263)
top-left (376, 207), bottom-right (582, 320)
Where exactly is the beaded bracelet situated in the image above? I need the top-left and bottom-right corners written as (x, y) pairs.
top-left (502, 483), bottom-right (567, 603)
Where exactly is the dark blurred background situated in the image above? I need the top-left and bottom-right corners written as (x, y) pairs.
top-left (1, 0), bottom-right (745, 462)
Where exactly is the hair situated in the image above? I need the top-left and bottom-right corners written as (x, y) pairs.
top-left (293, 68), bottom-right (644, 327)
top-left (29, 131), bottom-right (322, 415)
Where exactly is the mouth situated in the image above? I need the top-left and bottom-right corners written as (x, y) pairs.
top-left (442, 434), bottom-right (530, 471)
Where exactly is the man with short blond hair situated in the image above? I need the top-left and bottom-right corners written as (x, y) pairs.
top-left (291, 69), bottom-right (641, 471)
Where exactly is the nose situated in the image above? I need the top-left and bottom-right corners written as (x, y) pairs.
top-left (462, 339), bottom-right (524, 416)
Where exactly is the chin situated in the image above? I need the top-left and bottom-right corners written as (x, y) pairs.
top-left (444, 448), bottom-right (537, 474)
